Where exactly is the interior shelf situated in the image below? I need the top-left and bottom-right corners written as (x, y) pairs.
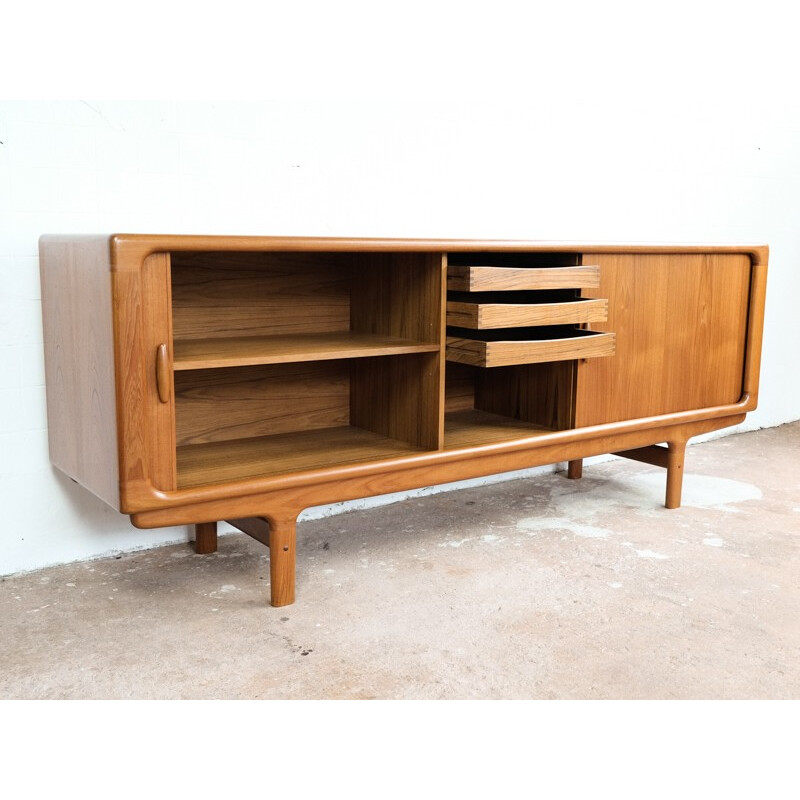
top-left (176, 425), bottom-right (426, 489)
top-left (444, 408), bottom-right (553, 450)
top-left (172, 331), bottom-right (440, 371)
top-left (177, 412), bottom-right (556, 487)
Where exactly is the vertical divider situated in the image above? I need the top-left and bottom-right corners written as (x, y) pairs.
top-left (436, 253), bottom-right (448, 449)
top-left (569, 252), bottom-right (584, 429)
top-left (350, 252), bottom-right (445, 451)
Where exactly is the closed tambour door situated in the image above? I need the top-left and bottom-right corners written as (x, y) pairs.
top-left (575, 253), bottom-right (751, 427)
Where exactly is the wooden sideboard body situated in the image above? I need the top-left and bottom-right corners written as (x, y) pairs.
top-left (39, 236), bottom-right (768, 606)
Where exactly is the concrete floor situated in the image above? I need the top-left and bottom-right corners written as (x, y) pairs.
top-left (2, 423), bottom-right (798, 699)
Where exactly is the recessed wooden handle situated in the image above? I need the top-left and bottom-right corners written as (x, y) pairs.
top-left (155, 343), bottom-right (171, 403)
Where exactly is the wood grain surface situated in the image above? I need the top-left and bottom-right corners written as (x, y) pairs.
top-left (448, 265), bottom-right (600, 292)
top-left (444, 408), bottom-right (551, 449)
top-left (39, 236), bottom-right (120, 508)
top-left (140, 253), bottom-right (176, 490)
top-left (575, 253), bottom-right (751, 425)
top-left (173, 331), bottom-right (438, 370)
top-left (475, 362), bottom-right (576, 430)
top-left (351, 253), bottom-right (443, 344)
top-left (446, 297), bottom-right (608, 329)
top-left (170, 251), bottom-right (350, 340)
top-left (174, 361), bottom-right (350, 446)
top-left (39, 235), bottom-right (767, 560)
top-left (176, 425), bottom-right (423, 489)
top-left (351, 353), bottom-right (443, 450)
top-left (446, 329), bottom-right (615, 367)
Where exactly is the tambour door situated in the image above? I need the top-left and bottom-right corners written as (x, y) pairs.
top-left (114, 250), bottom-right (177, 505)
top-left (574, 253), bottom-right (751, 427)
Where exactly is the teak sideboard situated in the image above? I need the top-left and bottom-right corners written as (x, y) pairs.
top-left (39, 235), bottom-right (768, 606)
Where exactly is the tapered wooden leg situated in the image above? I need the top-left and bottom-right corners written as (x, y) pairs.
top-left (665, 441), bottom-right (687, 509)
top-left (567, 459), bottom-right (583, 479)
top-left (194, 521), bottom-right (218, 554)
top-left (267, 515), bottom-right (297, 607)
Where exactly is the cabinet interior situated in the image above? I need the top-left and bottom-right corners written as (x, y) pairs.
top-left (443, 361), bottom-right (575, 449)
top-left (169, 249), bottom-right (586, 487)
top-left (170, 251), bottom-right (443, 488)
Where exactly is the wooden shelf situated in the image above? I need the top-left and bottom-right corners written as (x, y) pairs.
top-left (444, 409), bottom-right (553, 450)
top-left (173, 331), bottom-right (440, 371)
top-left (176, 425), bottom-right (425, 488)
top-left (177, 412), bottom-right (558, 487)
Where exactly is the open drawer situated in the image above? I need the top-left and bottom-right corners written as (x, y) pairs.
top-left (446, 326), bottom-right (616, 367)
top-left (446, 295), bottom-right (608, 329)
top-left (447, 264), bottom-right (600, 292)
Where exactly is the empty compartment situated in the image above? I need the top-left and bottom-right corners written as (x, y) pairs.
top-left (174, 354), bottom-right (442, 488)
top-left (169, 250), bottom-right (442, 369)
top-left (444, 361), bottom-right (576, 450)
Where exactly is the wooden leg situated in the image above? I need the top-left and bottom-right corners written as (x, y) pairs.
top-left (194, 521), bottom-right (218, 554)
top-left (266, 515), bottom-right (297, 607)
top-left (665, 441), bottom-right (687, 509)
top-left (614, 442), bottom-right (686, 509)
top-left (567, 459), bottom-right (583, 479)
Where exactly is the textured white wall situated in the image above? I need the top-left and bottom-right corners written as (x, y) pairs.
top-left (1, 5), bottom-right (798, 575)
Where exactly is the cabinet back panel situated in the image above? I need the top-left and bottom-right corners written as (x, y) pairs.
top-left (475, 362), bottom-right (575, 429)
top-left (444, 361), bottom-right (575, 429)
top-left (171, 251), bottom-right (350, 340)
top-left (445, 362), bottom-right (477, 413)
top-left (174, 361), bottom-right (350, 446)
top-left (350, 352), bottom-right (443, 450)
top-left (351, 252), bottom-right (444, 344)
top-left (575, 253), bottom-right (751, 425)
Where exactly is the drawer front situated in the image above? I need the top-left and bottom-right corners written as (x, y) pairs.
top-left (447, 265), bottom-right (600, 292)
top-left (446, 330), bottom-right (616, 368)
top-left (446, 297), bottom-right (608, 329)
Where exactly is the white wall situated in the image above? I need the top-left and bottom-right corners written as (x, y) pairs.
top-left (1, 6), bottom-right (799, 575)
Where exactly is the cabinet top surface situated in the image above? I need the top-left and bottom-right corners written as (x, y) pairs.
top-left (38, 234), bottom-right (769, 267)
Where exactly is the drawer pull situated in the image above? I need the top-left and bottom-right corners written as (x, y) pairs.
top-left (156, 343), bottom-right (171, 403)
